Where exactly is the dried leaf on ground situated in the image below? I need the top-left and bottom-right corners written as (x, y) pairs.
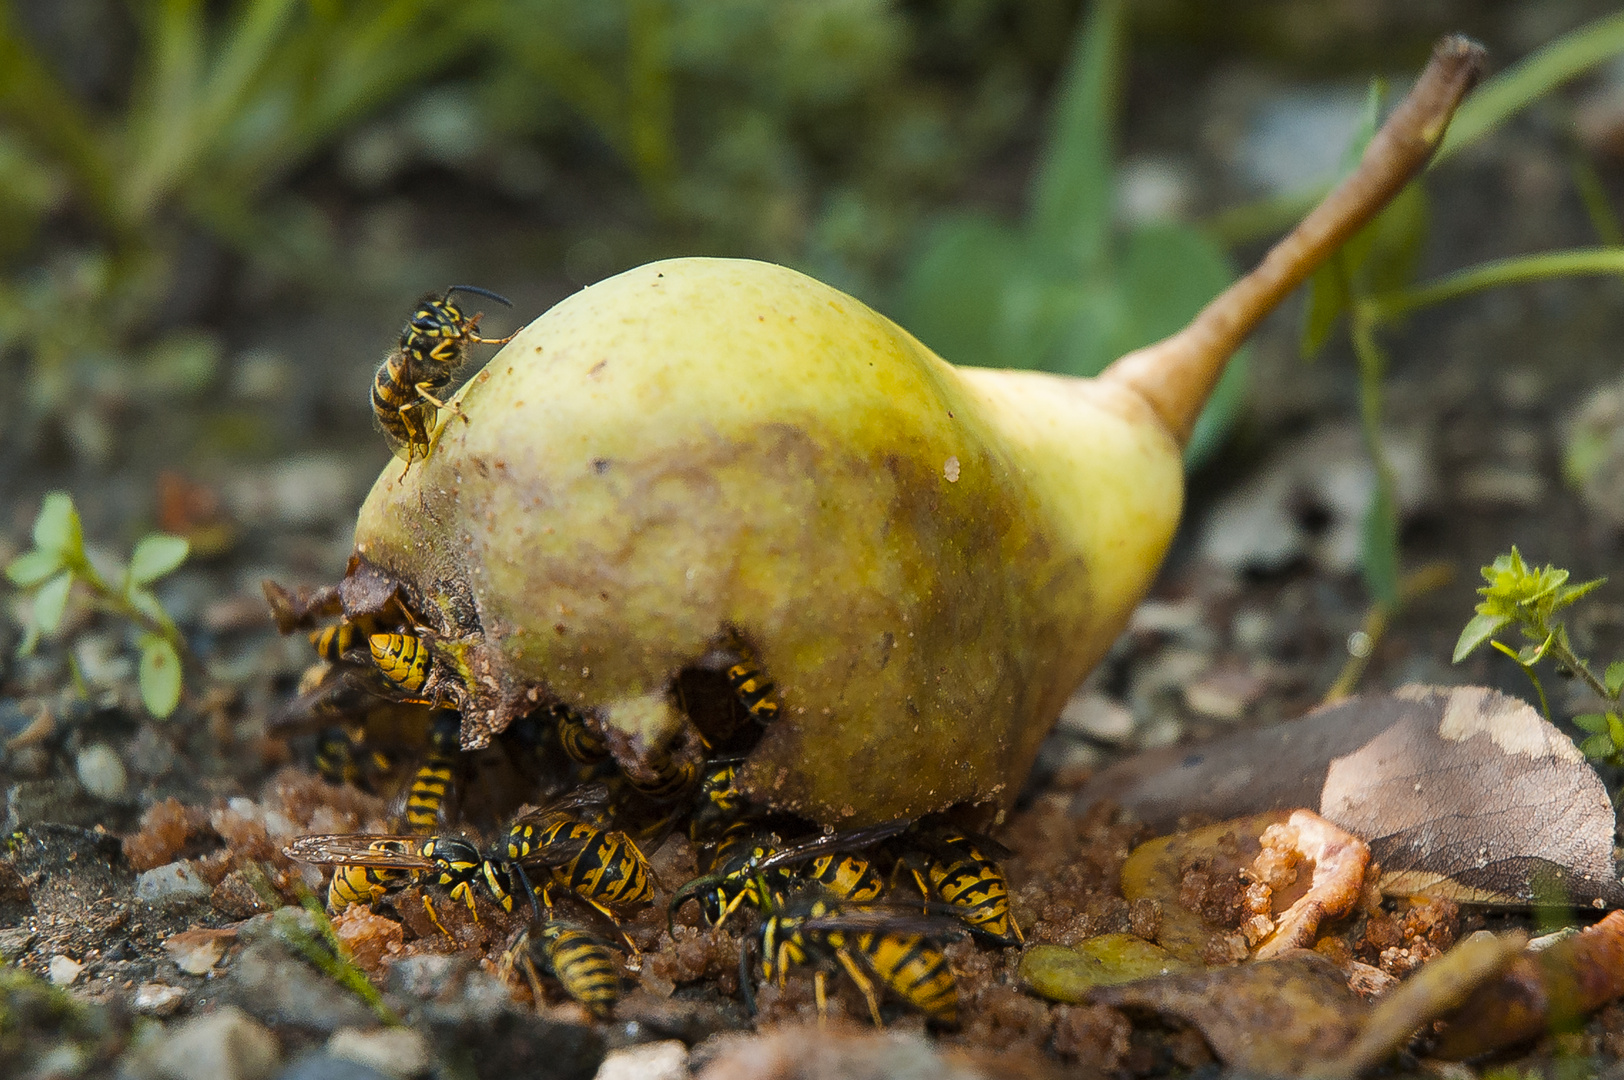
top-left (1076, 686), bottom-right (1624, 907)
top-left (1430, 910), bottom-right (1624, 1059)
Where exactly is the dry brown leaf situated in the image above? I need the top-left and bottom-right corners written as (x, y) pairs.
top-left (1076, 686), bottom-right (1624, 907)
top-left (1089, 950), bottom-right (1364, 1077)
top-left (1430, 910), bottom-right (1624, 1059)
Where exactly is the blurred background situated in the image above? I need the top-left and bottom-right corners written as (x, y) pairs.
top-left (3, 0), bottom-right (1624, 743)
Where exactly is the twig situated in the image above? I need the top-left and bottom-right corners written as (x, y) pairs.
top-left (1104, 35), bottom-right (1487, 447)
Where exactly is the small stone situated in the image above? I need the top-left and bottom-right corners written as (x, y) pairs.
top-left (594, 1040), bottom-right (687, 1080)
top-left (227, 942), bottom-right (375, 1032)
top-left (5, 777), bottom-right (97, 832)
top-left (165, 928), bottom-right (237, 975)
top-left (1458, 466), bottom-right (1545, 509)
top-left (133, 982), bottom-right (188, 1016)
top-left (75, 742), bottom-right (129, 800)
top-left (1055, 692), bottom-right (1136, 745)
top-left (212, 872), bottom-right (270, 920)
top-left (275, 1054), bottom-right (394, 1080)
top-left (385, 954), bottom-right (466, 1000)
top-left (0, 928), bottom-right (38, 962)
top-left (136, 860), bottom-right (212, 907)
top-left (326, 1027), bottom-right (430, 1078)
top-left (48, 955), bottom-right (83, 985)
top-left (1182, 665), bottom-right (1267, 722)
top-left (125, 1005), bottom-right (281, 1080)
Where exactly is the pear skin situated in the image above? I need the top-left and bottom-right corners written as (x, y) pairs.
top-left (346, 37), bottom-right (1484, 826)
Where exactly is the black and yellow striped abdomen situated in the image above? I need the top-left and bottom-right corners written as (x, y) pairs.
top-left (540, 923), bottom-right (621, 1017)
top-left (369, 632), bottom-right (430, 694)
top-left (326, 839), bottom-right (414, 912)
top-left (923, 832), bottom-right (1022, 944)
top-left (855, 931), bottom-right (958, 1024)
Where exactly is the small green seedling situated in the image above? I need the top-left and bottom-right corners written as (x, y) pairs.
top-left (5, 491), bottom-right (189, 718)
top-left (1454, 546), bottom-right (1624, 765)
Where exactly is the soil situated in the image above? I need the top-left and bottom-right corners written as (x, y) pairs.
top-left (5, 7), bottom-right (1624, 1079)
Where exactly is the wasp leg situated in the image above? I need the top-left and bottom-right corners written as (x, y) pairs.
top-left (834, 949), bottom-right (885, 1027)
top-left (421, 895), bottom-right (456, 942)
top-left (414, 383), bottom-right (469, 424)
top-left (814, 971), bottom-right (829, 1028)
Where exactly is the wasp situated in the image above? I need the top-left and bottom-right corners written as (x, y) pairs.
top-left (505, 788), bottom-right (655, 922)
top-left (503, 920), bottom-right (623, 1018)
top-left (286, 830), bottom-right (536, 919)
top-left (395, 711), bottom-right (462, 834)
top-left (373, 285), bottom-right (514, 471)
top-left (312, 724), bottom-right (396, 790)
top-left (369, 631), bottom-right (432, 696)
top-left (551, 705), bottom-right (610, 768)
top-left (686, 758), bottom-right (747, 843)
top-left (669, 819), bottom-right (791, 931)
top-left (323, 838), bottom-right (417, 913)
top-left (898, 828), bottom-right (1023, 945)
top-left (309, 613), bottom-right (388, 665)
top-left (724, 639), bottom-right (779, 724)
top-left (748, 894), bottom-right (960, 1026)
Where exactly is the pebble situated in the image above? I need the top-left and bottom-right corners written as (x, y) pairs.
top-left (136, 860), bottom-right (213, 906)
top-left (165, 928), bottom-right (236, 975)
top-left (75, 742), bottom-right (129, 800)
top-left (123, 1005), bottom-right (281, 1080)
top-left (326, 1028), bottom-right (430, 1078)
top-left (133, 982), bottom-right (188, 1016)
top-left (276, 1055), bottom-right (395, 1080)
top-left (594, 1040), bottom-right (688, 1080)
top-left (0, 928), bottom-right (38, 962)
top-left (48, 955), bottom-right (84, 986)
top-left (1055, 692), bottom-right (1136, 745)
top-left (227, 942), bottom-right (376, 1031)
top-left (5, 777), bottom-right (98, 832)
top-left (1236, 87), bottom-right (1366, 195)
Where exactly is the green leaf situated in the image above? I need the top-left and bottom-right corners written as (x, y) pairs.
top-left (1579, 733), bottom-right (1614, 760)
top-left (128, 534), bottom-right (189, 585)
top-left (1454, 611), bottom-right (1511, 662)
top-left (1360, 485), bottom-right (1400, 607)
top-left (138, 635), bottom-right (182, 719)
top-left (1609, 711), bottom-right (1624, 748)
top-left (1606, 660), bottom-right (1624, 698)
top-left (127, 586), bottom-right (170, 628)
top-left (1572, 712), bottom-right (1610, 734)
top-left (895, 212), bottom-right (1025, 369)
top-left (30, 570), bottom-right (72, 635)
top-left (1518, 633), bottom-right (1555, 665)
top-left (1551, 576), bottom-right (1606, 611)
top-left (1355, 182), bottom-right (1429, 298)
top-left (31, 492), bottom-right (81, 556)
top-left (5, 548), bottom-right (63, 588)
top-left (1029, 0), bottom-right (1122, 272)
top-left (1299, 255), bottom-right (1349, 360)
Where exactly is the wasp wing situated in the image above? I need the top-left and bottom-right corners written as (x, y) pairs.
top-left (282, 834), bottom-right (434, 869)
top-left (756, 819), bottom-right (913, 873)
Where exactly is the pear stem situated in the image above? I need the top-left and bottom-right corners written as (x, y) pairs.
top-left (1102, 34), bottom-right (1487, 447)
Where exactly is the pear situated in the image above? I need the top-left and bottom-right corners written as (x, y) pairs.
top-left (345, 38), bottom-right (1482, 825)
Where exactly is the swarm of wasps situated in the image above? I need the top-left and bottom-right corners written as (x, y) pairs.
top-left (276, 290), bottom-right (1024, 1024)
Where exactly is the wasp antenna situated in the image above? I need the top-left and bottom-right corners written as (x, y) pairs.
top-left (446, 285), bottom-right (514, 308)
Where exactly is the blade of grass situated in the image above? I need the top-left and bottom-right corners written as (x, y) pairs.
top-left (1367, 247), bottom-right (1624, 319)
top-left (1437, 12), bottom-right (1624, 163)
top-left (1029, 0), bottom-right (1122, 273)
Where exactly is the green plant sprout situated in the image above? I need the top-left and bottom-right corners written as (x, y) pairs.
top-left (5, 492), bottom-right (190, 718)
top-left (1453, 547), bottom-right (1624, 766)
top-left (1288, 10), bottom-right (1624, 658)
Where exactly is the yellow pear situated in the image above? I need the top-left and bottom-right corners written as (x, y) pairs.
top-left (345, 38), bottom-right (1482, 826)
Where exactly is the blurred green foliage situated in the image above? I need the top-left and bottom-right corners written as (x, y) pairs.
top-left (0, 0), bottom-right (1081, 459)
top-left (1293, 12), bottom-right (1624, 614)
top-left (893, 0), bottom-right (1245, 467)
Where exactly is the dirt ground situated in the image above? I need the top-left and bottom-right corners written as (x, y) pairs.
top-left (5, 7), bottom-right (1624, 1079)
